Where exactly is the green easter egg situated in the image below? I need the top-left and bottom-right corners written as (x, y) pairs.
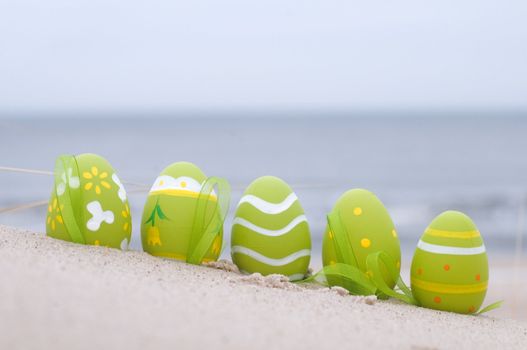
top-left (141, 162), bottom-right (222, 262)
top-left (322, 189), bottom-right (401, 288)
top-left (231, 176), bottom-right (311, 281)
top-left (46, 154), bottom-right (132, 249)
top-left (410, 211), bottom-right (488, 314)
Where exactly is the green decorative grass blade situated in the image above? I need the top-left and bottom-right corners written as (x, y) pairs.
top-left (476, 300), bottom-right (503, 315)
top-left (365, 251), bottom-right (419, 305)
top-left (299, 211), bottom-right (378, 296)
top-left (300, 263), bottom-right (377, 295)
top-left (187, 176), bottom-right (231, 265)
top-left (54, 155), bottom-right (85, 244)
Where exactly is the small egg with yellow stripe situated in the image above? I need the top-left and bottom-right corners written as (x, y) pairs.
top-left (410, 210), bottom-right (488, 314)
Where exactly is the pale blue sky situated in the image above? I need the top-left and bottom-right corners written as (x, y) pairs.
top-left (0, 0), bottom-right (526, 113)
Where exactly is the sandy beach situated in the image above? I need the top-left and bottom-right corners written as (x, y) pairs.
top-left (0, 225), bottom-right (526, 350)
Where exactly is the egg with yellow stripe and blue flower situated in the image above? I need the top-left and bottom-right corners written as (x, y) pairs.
top-left (141, 162), bottom-right (223, 262)
top-left (411, 211), bottom-right (488, 314)
top-left (322, 189), bottom-right (401, 287)
top-left (230, 176), bottom-right (311, 281)
top-left (46, 153), bottom-right (132, 249)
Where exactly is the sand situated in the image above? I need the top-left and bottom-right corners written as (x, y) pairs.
top-left (0, 225), bottom-right (526, 350)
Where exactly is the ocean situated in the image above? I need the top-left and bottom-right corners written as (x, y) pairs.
top-left (1, 115), bottom-right (526, 262)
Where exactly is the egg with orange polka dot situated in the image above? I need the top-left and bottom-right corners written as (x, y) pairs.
top-left (140, 162), bottom-right (223, 262)
top-left (410, 210), bottom-right (488, 314)
top-left (322, 189), bottom-right (401, 288)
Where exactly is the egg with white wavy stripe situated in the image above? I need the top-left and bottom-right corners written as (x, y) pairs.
top-left (141, 162), bottom-right (222, 262)
top-left (46, 153), bottom-right (132, 249)
top-left (231, 176), bottom-right (311, 281)
top-left (411, 211), bottom-right (488, 314)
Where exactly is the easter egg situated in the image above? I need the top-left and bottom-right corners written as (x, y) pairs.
top-left (231, 176), bottom-right (311, 281)
top-left (322, 189), bottom-right (401, 287)
top-left (46, 153), bottom-right (132, 249)
top-left (410, 211), bottom-right (488, 314)
top-left (141, 162), bottom-right (223, 262)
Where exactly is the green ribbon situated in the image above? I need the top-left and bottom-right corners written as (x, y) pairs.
top-left (327, 210), bottom-right (357, 267)
top-left (187, 176), bottom-right (231, 265)
top-left (54, 155), bottom-right (85, 244)
top-left (301, 263), bottom-right (377, 295)
top-left (365, 251), bottom-right (418, 305)
top-left (299, 210), bottom-right (389, 296)
top-left (299, 210), bottom-right (376, 294)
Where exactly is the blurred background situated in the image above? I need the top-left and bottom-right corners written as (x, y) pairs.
top-left (1, 1), bottom-right (526, 320)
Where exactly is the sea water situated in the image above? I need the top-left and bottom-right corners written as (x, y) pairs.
top-left (1, 115), bottom-right (526, 262)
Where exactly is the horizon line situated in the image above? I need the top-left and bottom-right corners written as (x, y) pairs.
top-left (1, 107), bottom-right (527, 119)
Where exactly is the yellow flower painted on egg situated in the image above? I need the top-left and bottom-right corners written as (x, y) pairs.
top-left (122, 203), bottom-right (131, 231)
top-left (211, 234), bottom-right (222, 255)
top-left (147, 226), bottom-right (162, 246)
top-left (83, 166), bottom-right (111, 195)
top-left (46, 197), bottom-right (64, 232)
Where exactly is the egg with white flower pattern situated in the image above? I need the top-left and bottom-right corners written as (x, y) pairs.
top-left (141, 162), bottom-right (223, 262)
top-left (231, 176), bottom-right (311, 281)
top-left (46, 153), bottom-right (132, 249)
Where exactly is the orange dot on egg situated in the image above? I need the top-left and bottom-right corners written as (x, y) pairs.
top-left (475, 274), bottom-right (481, 281)
top-left (417, 268), bottom-right (423, 275)
top-left (434, 296), bottom-right (441, 304)
top-left (468, 306), bottom-right (476, 313)
top-left (443, 264), bottom-right (450, 271)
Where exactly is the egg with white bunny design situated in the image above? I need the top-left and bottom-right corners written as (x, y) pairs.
top-left (46, 153), bottom-right (132, 249)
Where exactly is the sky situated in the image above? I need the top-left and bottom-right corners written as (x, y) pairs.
top-left (0, 0), bottom-right (526, 114)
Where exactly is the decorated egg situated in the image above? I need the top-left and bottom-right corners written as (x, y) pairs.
top-left (231, 176), bottom-right (311, 281)
top-left (141, 162), bottom-right (224, 263)
top-left (322, 189), bottom-right (401, 287)
top-left (46, 153), bottom-right (132, 249)
top-left (410, 211), bottom-right (488, 314)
